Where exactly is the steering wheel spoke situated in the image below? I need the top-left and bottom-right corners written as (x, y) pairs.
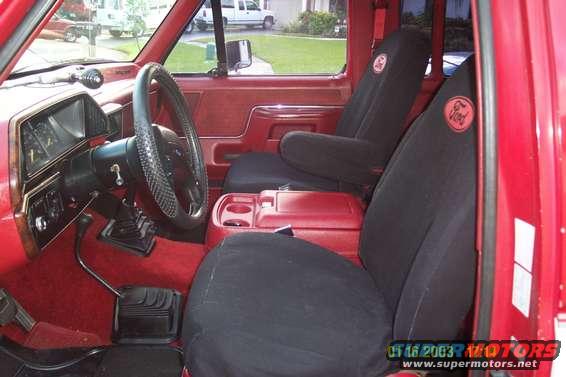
top-left (133, 63), bottom-right (208, 230)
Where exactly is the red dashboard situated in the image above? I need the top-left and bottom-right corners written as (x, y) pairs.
top-left (0, 63), bottom-right (142, 274)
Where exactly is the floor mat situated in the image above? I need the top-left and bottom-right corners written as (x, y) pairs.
top-left (23, 322), bottom-right (103, 349)
top-left (94, 346), bottom-right (183, 377)
top-left (0, 213), bottom-right (205, 345)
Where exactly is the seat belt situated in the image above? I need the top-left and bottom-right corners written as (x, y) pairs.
top-left (372, 0), bottom-right (388, 50)
top-left (211, 0), bottom-right (228, 76)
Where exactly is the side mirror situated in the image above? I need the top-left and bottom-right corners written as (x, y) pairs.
top-left (226, 40), bottom-right (252, 72)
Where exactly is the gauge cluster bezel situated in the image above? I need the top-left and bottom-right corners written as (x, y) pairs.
top-left (20, 93), bottom-right (111, 181)
top-left (9, 91), bottom-right (123, 257)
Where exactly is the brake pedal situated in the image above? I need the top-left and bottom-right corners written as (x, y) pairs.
top-left (0, 289), bottom-right (36, 332)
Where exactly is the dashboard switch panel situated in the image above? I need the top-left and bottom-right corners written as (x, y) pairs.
top-left (26, 176), bottom-right (90, 250)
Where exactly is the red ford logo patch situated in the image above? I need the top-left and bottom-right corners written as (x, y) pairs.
top-left (444, 96), bottom-right (475, 132)
top-left (373, 53), bottom-right (387, 74)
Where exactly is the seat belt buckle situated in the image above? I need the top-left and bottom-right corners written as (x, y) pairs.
top-left (274, 225), bottom-right (294, 237)
top-left (278, 183), bottom-right (293, 191)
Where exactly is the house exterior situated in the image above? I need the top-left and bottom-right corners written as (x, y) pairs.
top-left (264, 0), bottom-right (344, 29)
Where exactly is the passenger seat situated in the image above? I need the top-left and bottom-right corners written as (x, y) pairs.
top-left (222, 29), bottom-right (431, 194)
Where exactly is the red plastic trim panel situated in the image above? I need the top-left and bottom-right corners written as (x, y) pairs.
top-left (206, 190), bottom-right (364, 265)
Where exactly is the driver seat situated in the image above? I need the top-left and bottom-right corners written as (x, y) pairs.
top-left (183, 58), bottom-right (477, 377)
top-left (222, 29), bottom-right (430, 194)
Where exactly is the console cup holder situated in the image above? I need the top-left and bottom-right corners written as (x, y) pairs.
top-left (223, 219), bottom-right (250, 227)
top-left (226, 204), bottom-right (252, 214)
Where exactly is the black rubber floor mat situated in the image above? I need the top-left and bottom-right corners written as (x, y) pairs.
top-left (94, 346), bottom-right (183, 377)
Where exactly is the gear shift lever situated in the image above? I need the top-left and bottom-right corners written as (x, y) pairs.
top-left (75, 213), bottom-right (122, 298)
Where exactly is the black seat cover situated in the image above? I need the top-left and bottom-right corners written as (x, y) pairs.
top-left (183, 233), bottom-right (392, 376)
top-left (221, 152), bottom-right (338, 193)
top-left (222, 29), bottom-right (430, 194)
top-left (183, 59), bottom-right (477, 377)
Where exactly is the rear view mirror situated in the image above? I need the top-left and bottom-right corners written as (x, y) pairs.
top-left (226, 40), bottom-right (252, 72)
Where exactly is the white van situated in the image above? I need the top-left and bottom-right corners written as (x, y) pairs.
top-left (192, 0), bottom-right (275, 32)
top-left (95, 0), bottom-right (174, 38)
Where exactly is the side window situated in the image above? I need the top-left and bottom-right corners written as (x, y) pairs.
top-left (400, 0), bottom-right (474, 77)
top-left (443, 0), bottom-right (473, 76)
top-left (400, 0), bottom-right (433, 74)
top-left (222, 0), bottom-right (234, 8)
top-left (246, 1), bottom-right (259, 11)
top-left (164, 0), bottom-right (348, 76)
top-left (400, 0), bottom-right (433, 38)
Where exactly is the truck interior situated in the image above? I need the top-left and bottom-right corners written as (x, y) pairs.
top-left (0, 0), bottom-right (536, 376)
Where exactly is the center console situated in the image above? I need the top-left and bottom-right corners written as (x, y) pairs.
top-left (206, 190), bottom-right (365, 265)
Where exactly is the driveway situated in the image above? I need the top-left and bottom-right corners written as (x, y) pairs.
top-left (15, 37), bottom-right (128, 70)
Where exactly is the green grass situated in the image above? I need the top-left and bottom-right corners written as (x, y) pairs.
top-left (164, 43), bottom-right (216, 73)
top-left (112, 34), bottom-right (347, 74)
top-left (193, 34), bottom-right (347, 74)
top-left (112, 39), bottom-right (148, 59)
top-left (113, 41), bottom-right (216, 73)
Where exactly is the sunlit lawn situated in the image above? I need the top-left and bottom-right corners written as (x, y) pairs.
top-left (114, 34), bottom-right (347, 74)
top-left (193, 34), bottom-right (347, 74)
top-left (114, 41), bottom-right (216, 73)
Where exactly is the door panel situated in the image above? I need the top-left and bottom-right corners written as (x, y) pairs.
top-left (204, 105), bottom-right (343, 168)
top-left (168, 75), bottom-right (351, 181)
top-left (154, 76), bottom-right (350, 203)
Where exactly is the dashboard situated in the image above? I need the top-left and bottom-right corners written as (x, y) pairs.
top-left (12, 92), bottom-right (123, 255)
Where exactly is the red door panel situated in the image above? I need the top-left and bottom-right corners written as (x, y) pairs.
top-left (203, 105), bottom-right (343, 171)
top-left (169, 76), bottom-right (351, 188)
top-left (173, 76), bottom-right (350, 137)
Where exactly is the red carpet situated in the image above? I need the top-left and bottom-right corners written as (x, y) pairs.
top-left (0, 213), bottom-right (205, 346)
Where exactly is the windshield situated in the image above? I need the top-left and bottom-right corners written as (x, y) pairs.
top-left (12, 0), bottom-right (177, 75)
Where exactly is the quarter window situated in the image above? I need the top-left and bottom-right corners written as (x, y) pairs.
top-left (443, 0), bottom-right (473, 76)
top-left (401, 0), bottom-right (473, 77)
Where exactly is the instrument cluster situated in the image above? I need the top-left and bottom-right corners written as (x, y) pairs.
top-left (21, 98), bottom-right (86, 178)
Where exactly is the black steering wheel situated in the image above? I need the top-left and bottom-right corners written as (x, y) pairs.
top-left (132, 63), bottom-right (208, 230)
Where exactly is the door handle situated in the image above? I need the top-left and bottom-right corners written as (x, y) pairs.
top-left (223, 153), bottom-right (242, 161)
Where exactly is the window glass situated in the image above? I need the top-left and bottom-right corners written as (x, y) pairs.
top-left (401, 0), bottom-right (433, 38)
top-left (246, 1), bottom-right (259, 11)
top-left (222, 0), bottom-right (235, 8)
top-left (165, 0), bottom-right (348, 75)
top-left (401, 0), bottom-right (433, 74)
top-left (12, 0), bottom-right (178, 75)
top-left (443, 0), bottom-right (473, 76)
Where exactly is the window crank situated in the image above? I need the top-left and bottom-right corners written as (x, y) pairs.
top-left (110, 164), bottom-right (125, 186)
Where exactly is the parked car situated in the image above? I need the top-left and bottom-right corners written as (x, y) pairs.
top-left (94, 0), bottom-right (173, 37)
top-left (193, 0), bottom-right (275, 31)
top-left (59, 0), bottom-right (95, 21)
top-left (38, 14), bottom-right (81, 42)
